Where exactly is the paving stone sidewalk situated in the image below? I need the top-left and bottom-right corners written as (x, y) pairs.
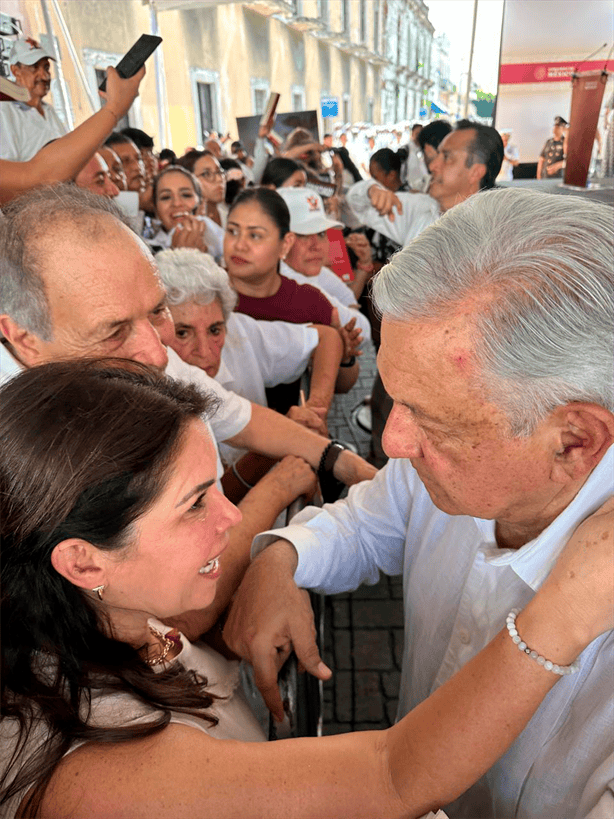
top-left (321, 340), bottom-right (404, 733)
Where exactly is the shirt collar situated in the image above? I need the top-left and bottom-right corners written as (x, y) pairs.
top-left (480, 444), bottom-right (614, 590)
top-left (0, 339), bottom-right (23, 387)
top-left (12, 100), bottom-right (47, 112)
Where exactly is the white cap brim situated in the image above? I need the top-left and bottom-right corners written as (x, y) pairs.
top-left (291, 212), bottom-right (343, 234)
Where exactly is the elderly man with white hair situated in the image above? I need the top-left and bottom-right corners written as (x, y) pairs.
top-left (225, 187), bottom-right (614, 819)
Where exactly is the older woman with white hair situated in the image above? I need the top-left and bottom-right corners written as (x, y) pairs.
top-left (156, 248), bottom-right (347, 491)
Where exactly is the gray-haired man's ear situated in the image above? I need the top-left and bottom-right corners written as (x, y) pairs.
top-left (550, 403), bottom-right (614, 484)
top-left (0, 314), bottom-right (46, 368)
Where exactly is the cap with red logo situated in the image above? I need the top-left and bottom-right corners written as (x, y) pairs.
top-left (9, 39), bottom-right (56, 67)
top-left (277, 187), bottom-right (343, 235)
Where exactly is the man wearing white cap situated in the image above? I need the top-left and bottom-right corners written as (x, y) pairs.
top-left (0, 38), bottom-right (67, 161)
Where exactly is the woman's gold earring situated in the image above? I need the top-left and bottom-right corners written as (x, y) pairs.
top-left (92, 585), bottom-right (105, 601)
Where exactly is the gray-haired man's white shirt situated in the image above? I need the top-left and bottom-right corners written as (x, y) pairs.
top-left (0, 342), bottom-right (251, 485)
top-left (0, 339), bottom-right (21, 385)
top-left (253, 449), bottom-right (614, 819)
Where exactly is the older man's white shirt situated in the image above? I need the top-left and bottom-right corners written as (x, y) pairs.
top-left (253, 449), bottom-right (614, 819)
top-left (0, 340), bottom-right (21, 385)
top-left (0, 100), bottom-right (66, 161)
top-left (0, 343), bottom-right (252, 484)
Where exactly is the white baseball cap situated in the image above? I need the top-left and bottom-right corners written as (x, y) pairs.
top-left (277, 187), bottom-right (343, 234)
top-left (9, 39), bottom-right (55, 67)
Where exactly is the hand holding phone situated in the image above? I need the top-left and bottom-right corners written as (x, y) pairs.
top-left (99, 66), bottom-right (146, 120)
top-left (99, 34), bottom-right (162, 92)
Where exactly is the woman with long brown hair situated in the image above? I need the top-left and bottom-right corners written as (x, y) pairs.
top-left (1, 360), bottom-right (612, 819)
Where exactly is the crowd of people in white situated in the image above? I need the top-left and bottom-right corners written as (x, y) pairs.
top-left (0, 40), bottom-right (613, 819)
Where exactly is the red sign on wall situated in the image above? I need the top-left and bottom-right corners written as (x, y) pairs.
top-left (500, 60), bottom-right (614, 84)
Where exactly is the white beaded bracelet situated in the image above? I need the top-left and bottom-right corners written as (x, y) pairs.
top-left (506, 609), bottom-right (580, 676)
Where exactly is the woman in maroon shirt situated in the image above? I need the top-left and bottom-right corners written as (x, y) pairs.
top-left (224, 187), bottom-right (358, 413)
top-left (224, 187), bottom-right (335, 326)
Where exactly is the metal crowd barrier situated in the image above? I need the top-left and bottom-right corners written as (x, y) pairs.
top-left (268, 494), bottom-right (325, 740)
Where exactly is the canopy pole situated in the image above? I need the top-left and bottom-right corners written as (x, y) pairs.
top-left (464, 0), bottom-right (478, 118)
top-left (149, 0), bottom-right (170, 149)
top-left (39, 0), bottom-right (74, 129)
top-left (50, 0), bottom-right (97, 113)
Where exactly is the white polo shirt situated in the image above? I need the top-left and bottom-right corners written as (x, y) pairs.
top-left (215, 312), bottom-right (318, 465)
top-left (0, 100), bottom-right (67, 161)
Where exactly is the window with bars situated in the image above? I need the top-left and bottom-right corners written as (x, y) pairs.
top-left (359, 0), bottom-right (367, 43)
top-left (253, 88), bottom-right (267, 115)
top-left (367, 96), bottom-right (374, 123)
top-left (197, 81), bottom-right (216, 140)
top-left (373, 2), bottom-right (379, 52)
top-left (342, 93), bottom-right (350, 123)
top-left (317, 0), bottom-right (329, 26)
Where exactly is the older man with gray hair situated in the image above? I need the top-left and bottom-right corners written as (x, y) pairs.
top-left (0, 184), bottom-right (375, 637)
top-left (225, 188), bottom-right (614, 819)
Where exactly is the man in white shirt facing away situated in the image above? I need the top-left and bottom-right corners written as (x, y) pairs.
top-left (225, 188), bottom-right (614, 819)
top-left (0, 38), bottom-right (67, 161)
top-left (496, 129), bottom-right (520, 183)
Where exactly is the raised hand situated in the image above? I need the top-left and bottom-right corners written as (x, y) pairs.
top-left (100, 65), bottom-right (146, 120)
top-left (368, 185), bottom-right (403, 221)
top-left (171, 215), bottom-right (209, 252)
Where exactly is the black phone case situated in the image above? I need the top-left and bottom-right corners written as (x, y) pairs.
top-left (99, 34), bottom-right (162, 92)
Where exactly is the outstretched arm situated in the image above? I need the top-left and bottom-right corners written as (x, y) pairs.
top-left (0, 67), bottom-right (145, 204)
top-left (42, 501), bottom-right (614, 819)
top-left (225, 402), bottom-right (377, 485)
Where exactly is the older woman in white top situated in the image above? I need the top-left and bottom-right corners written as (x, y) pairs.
top-left (156, 247), bottom-right (347, 491)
